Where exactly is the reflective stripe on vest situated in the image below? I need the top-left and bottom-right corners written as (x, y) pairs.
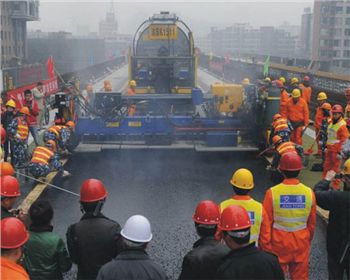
top-left (327, 119), bottom-right (346, 145)
top-left (273, 118), bottom-right (289, 132)
top-left (220, 198), bottom-right (263, 245)
top-left (17, 118), bottom-right (29, 140)
top-left (48, 125), bottom-right (64, 137)
top-left (31, 146), bottom-right (54, 165)
top-left (276, 141), bottom-right (297, 155)
top-left (271, 183), bottom-right (312, 232)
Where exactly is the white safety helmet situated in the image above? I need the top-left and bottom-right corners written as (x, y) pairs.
top-left (120, 215), bottom-right (153, 243)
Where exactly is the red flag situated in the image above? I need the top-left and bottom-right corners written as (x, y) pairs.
top-left (47, 56), bottom-right (55, 78)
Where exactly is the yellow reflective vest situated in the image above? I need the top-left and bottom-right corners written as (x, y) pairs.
top-left (271, 183), bottom-right (312, 232)
top-left (327, 119), bottom-right (347, 145)
top-left (220, 197), bottom-right (263, 245)
top-left (31, 146), bottom-right (54, 165)
top-left (17, 118), bottom-right (29, 140)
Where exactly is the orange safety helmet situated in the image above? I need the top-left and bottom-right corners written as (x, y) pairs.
top-left (45, 140), bottom-right (57, 152)
top-left (273, 80), bottom-right (284, 88)
top-left (0, 162), bottom-right (15, 176)
top-left (19, 106), bottom-right (30, 116)
top-left (331, 104), bottom-right (343, 114)
top-left (80, 179), bottom-right (108, 202)
top-left (272, 113), bottom-right (282, 122)
top-left (66, 121), bottom-right (75, 129)
top-left (192, 200), bottom-right (220, 225)
top-left (345, 87), bottom-right (350, 96)
top-left (321, 102), bottom-right (332, 111)
top-left (1, 175), bottom-right (21, 197)
top-left (278, 152), bottom-right (302, 171)
top-left (303, 76), bottom-right (310, 82)
top-left (272, 135), bottom-right (282, 145)
top-left (1, 125), bottom-right (6, 144)
top-left (219, 205), bottom-right (251, 231)
top-left (1, 217), bottom-right (29, 249)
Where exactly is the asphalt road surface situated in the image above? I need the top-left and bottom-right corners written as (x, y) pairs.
top-left (32, 149), bottom-right (328, 280)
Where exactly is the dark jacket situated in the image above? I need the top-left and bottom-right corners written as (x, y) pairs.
top-left (96, 248), bottom-right (167, 280)
top-left (179, 236), bottom-right (230, 280)
top-left (1, 110), bottom-right (15, 130)
top-left (66, 212), bottom-right (121, 280)
top-left (1, 206), bottom-right (14, 219)
top-left (24, 225), bottom-right (72, 280)
top-left (314, 180), bottom-right (350, 262)
top-left (216, 243), bottom-right (284, 279)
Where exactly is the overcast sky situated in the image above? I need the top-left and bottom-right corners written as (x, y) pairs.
top-left (28, 1), bottom-right (313, 36)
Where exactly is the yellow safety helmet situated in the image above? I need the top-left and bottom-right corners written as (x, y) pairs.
top-left (242, 78), bottom-right (250, 86)
top-left (317, 92), bottom-right (327, 101)
top-left (264, 77), bottom-right (271, 83)
top-left (129, 80), bottom-right (137, 87)
top-left (292, 89), bottom-right (301, 98)
top-left (5, 99), bottom-right (16, 108)
top-left (291, 77), bottom-right (299, 85)
top-left (230, 168), bottom-right (254, 190)
top-left (343, 158), bottom-right (350, 175)
top-left (279, 77), bottom-right (286, 84)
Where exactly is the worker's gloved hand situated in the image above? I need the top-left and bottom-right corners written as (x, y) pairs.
top-left (15, 133), bottom-right (21, 139)
top-left (325, 170), bottom-right (337, 181)
top-left (337, 152), bottom-right (344, 160)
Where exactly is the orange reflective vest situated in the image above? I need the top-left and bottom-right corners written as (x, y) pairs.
top-left (300, 84), bottom-right (312, 104)
top-left (1, 257), bottom-right (30, 280)
top-left (31, 146), bottom-right (54, 165)
top-left (327, 118), bottom-right (349, 152)
top-left (48, 125), bottom-right (64, 138)
top-left (273, 118), bottom-right (289, 132)
top-left (280, 90), bottom-right (289, 117)
top-left (276, 141), bottom-right (297, 155)
top-left (286, 98), bottom-right (309, 125)
top-left (17, 118), bottom-right (29, 140)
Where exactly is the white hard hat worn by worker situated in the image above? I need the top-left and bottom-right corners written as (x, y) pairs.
top-left (121, 215), bottom-right (153, 243)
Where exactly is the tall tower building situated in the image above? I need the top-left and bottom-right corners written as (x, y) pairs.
top-left (299, 7), bottom-right (313, 59)
top-left (99, 1), bottom-right (118, 39)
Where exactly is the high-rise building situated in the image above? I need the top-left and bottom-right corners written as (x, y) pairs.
top-left (312, 0), bottom-right (350, 73)
top-left (0, 0), bottom-right (39, 67)
top-left (99, 2), bottom-right (118, 39)
top-left (299, 7), bottom-right (313, 59)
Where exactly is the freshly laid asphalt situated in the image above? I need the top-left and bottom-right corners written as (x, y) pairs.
top-left (28, 149), bottom-right (328, 280)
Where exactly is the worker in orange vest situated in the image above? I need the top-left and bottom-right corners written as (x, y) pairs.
top-left (314, 92), bottom-right (328, 155)
top-left (127, 80), bottom-right (137, 116)
top-left (219, 168), bottom-right (271, 251)
top-left (274, 80), bottom-right (289, 117)
top-left (323, 105), bottom-right (349, 190)
top-left (270, 114), bottom-right (292, 143)
top-left (345, 87), bottom-right (350, 121)
top-left (1, 217), bottom-right (30, 280)
top-left (286, 89), bottom-right (309, 145)
top-left (263, 152), bottom-right (316, 280)
top-left (7, 107), bottom-right (30, 168)
top-left (299, 76), bottom-right (312, 105)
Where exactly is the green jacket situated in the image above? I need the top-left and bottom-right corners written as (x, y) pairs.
top-left (24, 226), bottom-right (72, 280)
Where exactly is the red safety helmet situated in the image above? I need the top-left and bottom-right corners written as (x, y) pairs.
top-left (219, 205), bottom-right (251, 231)
top-left (1, 217), bottom-right (29, 249)
top-left (192, 200), bottom-right (220, 225)
top-left (331, 104), bottom-right (343, 114)
top-left (1, 175), bottom-right (21, 197)
top-left (278, 152), bottom-right (302, 171)
top-left (345, 87), bottom-right (350, 96)
top-left (272, 113), bottom-right (282, 122)
top-left (0, 125), bottom-right (6, 144)
top-left (80, 179), bottom-right (108, 202)
top-left (273, 80), bottom-right (284, 89)
top-left (0, 162), bottom-right (15, 176)
top-left (303, 76), bottom-right (310, 82)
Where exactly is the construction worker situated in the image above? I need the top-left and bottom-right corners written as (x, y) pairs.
top-left (287, 77), bottom-right (300, 93)
top-left (1, 175), bottom-right (21, 219)
top-left (275, 80), bottom-right (289, 117)
top-left (1, 217), bottom-right (30, 280)
top-left (126, 80), bottom-right (137, 116)
top-left (24, 200), bottom-right (72, 279)
top-left (270, 135), bottom-right (304, 170)
top-left (27, 140), bottom-right (69, 179)
top-left (344, 87), bottom-right (350, 121)
top-left (104, 80), bottom-right (112, 92)
top-left (179, 200), bottom-right (229, 280)
top-left (299, 76), bottom-right (312, 105)
top-left (215, 205), bottom-right (284, 279)
top-left (21, 89), bottom-right (40, 146)
top-left (66, 179), bottom-right (122, 279)
top-left (44, 121), bottom-right (75, 151)
top-left (315, 92), bottom-right (328, 155)
top-left (1, 99), bottom-right (16, 162)
top-left (219, 169), bottom-right (271, 250)
top-left (97, 215), bottom-right (167, 280)
top-left (270, 113), bottom-right (292, 143)
top-left (279, 77), bottom-right (286, 86)
top-left (241, 78), bottom-right (250, 86)
top-left (323, 105), bottom-right (349, 190)
top-left (0, 162), bottom-right (15, 177)
top-left (314, 160), bottom-right (350, 280)
top-left (127, 80), bottom-right (137, 96)
top-left (286, 89), bottom-right (309, 145)
top-left (317, 103), bottom-right (332, 163)
top-left (7, 107), bottom-right (30, 168)
top-left (263, 152), bottom-right (316, 280)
